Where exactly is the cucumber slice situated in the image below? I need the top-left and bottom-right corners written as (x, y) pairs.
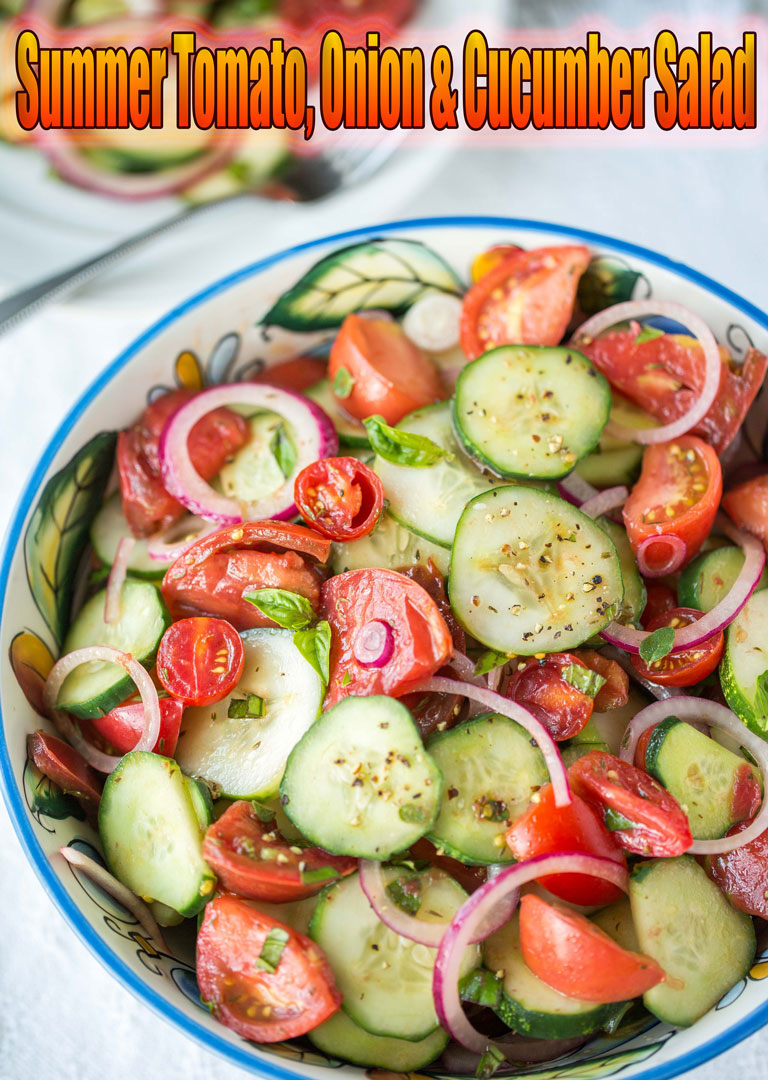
top-left (629, 856), bottom-right (755, 1026)
top-left (149, 900), bottom-right (185, 927)
top-left (184, 776), bottom-right (214, 830)
top-left (575, 445), bottom-right (643, 488)
top-left (427, 712), bottom-right (548, 864)
top-left (330, 511), bottom-right (450, 578)
top-left (217, 412), bottom-right (292, 504)
top-left (597, 518), bottom-right (646, 627)
top-left (591, 897), bottom-right (639, 953)
top-left (306, 379), bottom-right (369, 447)
top-left (679, 545), bottom-right (768, 612)
top-left (449, 486), bottom-right (624, 655)
top-left (453, 346), bottom-right (611, 480)
top-left (644, 717), bottom-right (761, 840)
top-left (90, 494), bottom-right (164, 580)
top-left (560, 717), bottom-right (609, 768)
top-left (250, 895), bottom-right (319, 937)
top-left (175, 628), bottom-right (324, 800)
top-left (310, 869), bottom-right (478, 1041)
top-left (591, 686), bottom-right (653, 756)
top-left (99, 751), bottom-right (216, 917)
top-left (373, 402), bottom-right (492, 548)
top-left (309, 1009), bottom-right (448, 1069)
top-left (57, 581), bottom-right (170, 719)
top-left (721, 588), bottom-right (768, 736)
top-left (482, 912), bottom-right (629, 1039)
top-left (280, 696), bottom-right (442, 858)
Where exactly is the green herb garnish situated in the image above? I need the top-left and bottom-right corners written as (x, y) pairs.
top-left (363, 414), bottom-right (450, 468)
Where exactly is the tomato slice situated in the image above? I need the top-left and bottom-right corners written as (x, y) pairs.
top-left (569, 750), bottom-right (693, 857)
top-left (294, 457), bottom-right (384, 541)
top-left (631, 607), bottom-right (724, 687)
top-left (250, 356), bottom-right (328, 392)
top-left (579, 328), bottom-right (768, 455)
top-left (506, 653), bottom-right (594, 741)
top-left (723, 474), bottom-right (768, 552)
top-left (505, 784), bottom-right (625, 906)
top-left (704, 819), bottom-right (768, 918)
top-left (570, 649), bottom-right (629, 712)
top-left (156, 618), bottom-right (244, 706)
top-left (202, 802), bottom-right (356, 903)
top-left (519, 893), bottom-right (665, 1003)
top-left (90, 696), bottom-right (183, 757)
top-left (459, 245), bottom-right (590, 361)
top-left (162, 521), bottom-right (329, 631)
top-left (27, 730), bottom-right (102, 816)
top-left (321, 568), bottom-right (452, 707)
top-left (196, 893), bottom-right (341, 1042)
top-left (623, 435), bottom-right (722, 568)
top-left (640, 582), bottom-right (678, 628)
top-left (328, 314), bottom-right (445, 426)
top-left (117, 389), bottom-right (249, 538)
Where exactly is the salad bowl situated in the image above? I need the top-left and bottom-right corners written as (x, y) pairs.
top-left (2, 216), bottom-right (768, 1080)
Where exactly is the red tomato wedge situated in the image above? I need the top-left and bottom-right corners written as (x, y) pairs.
top-left (505, 784), bottom-right (626, 906)
top-left (156, 618), bottom-right (244, 706)
top-left (460, 245), bottom-right (590, 361)
top-left (90, 697), bottom-right (183, 757)
top-left (578, 329), bottom-right (768, 455)
top-left (27, 730), bottom-right (102, 815)
top-left (196, 893), bottom-right (341, 1042)
top-left (519, 893), bottom-right (665, 1003)
top-left (623, 435), bottom-right (722, 568)
top-left (631, 607), bottom-right (724, 687)
top-left (250, 356), bottom-right (328, 392)
top-left (569, 751), bottom-right (693, 857)
top-left (321, 568), bottom-right (452, 707)
top-left (570, 649), bottom-right (629, 712)
top-left (294, 457), bottom-right (384, 541)
top-left (704, 819), bottom-right (768, 918)
top-left (506, 653), bottom-right (594, 741)
top-left (162, 521), bottom-right (329, 631)
top-left (328, 314), bottom-right (445, 426)
top-left (117, 389), bottom-right (249, 538)
top-left (723, 474), bottom-right (768, 552)
top-left (203, 802), bottom-right (356, 903)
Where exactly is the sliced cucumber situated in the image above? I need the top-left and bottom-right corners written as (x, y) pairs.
top-left (310, 869), bottom-right (478, 1041)
top-left (482, 912), bottom-right (629, 1039)
top-left (175, 628), bottom-right (324, 800)
top-left (598, 518), bottom-right (646, 627)
top-left (217, 412), bottom-right (292, 504)
top-left (280, 696), bottom-right (442, 858)
top-left (99, 751), bottom-right (216, 917)
top-left (721, 588), bottom-right (768, 736)
top-left (306, 379), bottom-right (369, 447)
top-left (575, 393), bottom-right (656, 488)
top-left (560, 717), bottom-right (609, 768)
top-left (90, 494), bottom-right (164, 580)
top-left (309, 1008), bottom-right (448, 1069)
top-left (449, 486), bottom-right (624, 655)
top-left (629, 856), bottom-right (755, 1026)
top-left (149, 900), bottom-right (185, 927)
top-left (184, 776), bottom-right (214, 830)
top-left (453, 346), bottom-right (611, 480)
top-left (250, 895), bottom-right (319, 937)
top-left (644, 717), bottom-right (761, 841)
top-left (591, 897), bottom-right (639, 953)
top-left (373, 402), bottom-right (492, 548)
top-left (57, 581), bottom-right (170, 719)
top-left (427, 712), bottom-right (548, 864)
top-left (679, 545), bottom-right (768, 612)
top-left (591, 686), bottom-right (654, 756)
top-left (330, 511), bottom-right (450, 578)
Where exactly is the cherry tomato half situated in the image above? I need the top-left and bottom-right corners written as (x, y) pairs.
top-left (27, 730), bottom-right (102, 816)
top-left (569, 750), bottom-right (693, 857)
top-left (251, 356), bottom-right (328, 392)
top-left (519, 894), bottom-right (665, 1003)
top-left (570, 649), bottom-right (629, 712)
top-left (640, 582), bottom-right (678, 628)
top-left (294, 457), bottom-right (384, 542)
top-left (460, 245), bottom-right (590, 361)
top-left (704, 819), bottom-right (768, 919)
top-left (506, 653), bottom-right (594, 741)
top-left (90, 696), bottom-right (184, 757)
top-left (156, 618), bottom-right (244, 706)
top-left (196, 893), bottom-right (341, 1042)
top-left (202, 802), bottom-right (357, 903)
top-left (631, 607), bottom-right (724, 688)
top-left (723, 474), bottom-right (768, 553)
top-left (505, 783), bottom-right (625, 906)
top-left (328, 314), bottom-right (445, 426)
top-left (623, 435), bottom-right (722, 568)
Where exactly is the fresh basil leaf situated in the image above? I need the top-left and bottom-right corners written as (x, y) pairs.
top-left (300, 865), bottom-right (340, 885)
top-left (754, 670), bottom-right (768, 718)
top-left (249, 801), bottom-right (276, 823)
top-left (364, 414), bottom-right (450, 468)
top-left (332, 366), bottom-right (354, 399)
top-left (633, 324), bottom-right (665, 346)
top-left (270, 424), bottom-right (296, 478)
top-left (245, 588), bottom-right (315, 631)
top-left (227, 694), bottom-right (265, 720)
top-left (604, 807), bottom-right (636, 832)
top-left (476, 1044), bottom-right (505, 1080)
top-left (294, 620), bottom-right (331, 684)
top-left (459, 968), bottom-right (503, 1010)
top-left (256, 927), bottom-right (290, 973)
top-left (639, 626), bottom-right (675, 665)
top-left (562, 663), bottom-right (607, 699)
top-left (473, 649), bottom-right (509, 677)
top-left (385, 875), bottom-right (422, 916)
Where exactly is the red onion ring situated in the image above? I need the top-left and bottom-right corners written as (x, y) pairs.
top-left (636, 534), bottom-right (687, 578)
top-left (433, 853), bottom-right (629, 1054)
top-left (448, 649), bottom-right (485, 686)
top-left (104, 537), bottom-right (135, 624)
top-left (599, 645), bottom-right (683, 703)
top-left (353, 620), bottom-right (394, 668)
top-left (406, 677), bottom-right (571, 809)
top-left (159, 384), bottom-right (338, 524)
top-left (579, 486), bottom-right (628, 520)
top-left (574, 300), bottom-right (721, 445)
top-left (620, 697), bottom-right (768, 855)
top-left (487, 665), bottom-right (503, 694)
top-left (147, 517), bottom-right (221, 563)
top-left (43, 646), bottom-right (161, 773)
top-left (557, 473), bottom-right (598, 506)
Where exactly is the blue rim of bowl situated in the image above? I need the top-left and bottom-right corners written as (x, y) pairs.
top-left (2, 215), bottom-right (768, 1080)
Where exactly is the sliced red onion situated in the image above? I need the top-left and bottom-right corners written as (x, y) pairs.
top-left (407, 677), bottom-right (570, 808)
top-left (579, 486), bottom-right (628, 520)
top-left (600, 516), bottom-right (765, 654)
top-left (574, 300), bottom-right (721, 445)
top-left (620, 696), bottom-right (768, 855)
top-left (147, 517), bottom-right (221, 563)
top-left (43, 646), bottom-right (161, 773)
top-left (636, 534), bottom-right (687, 578)
top-left (353, 620), bottom-right (394, 668)
top-left (557, 473), bottom-right (598, 506)
top-left (433, 853), bottom-right (629, 1054)
top-left (159, 384), bottom-right (338, 524)
top-left (448, 648), bottom-right (485, 686)
top-left (487, 665), bottom-right (503, 694)
top-left (59, 846), bottom-right (166, 948)
top-left (104, 537), bottom-right (135, 624)
top-left (599, 645), bottom-right (683, 702)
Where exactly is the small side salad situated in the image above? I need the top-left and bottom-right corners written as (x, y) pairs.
top-left (25, 237), bottom-right (768, 1074)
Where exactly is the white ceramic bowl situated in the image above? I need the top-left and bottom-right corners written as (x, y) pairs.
top-left (3, 217), bottom-right (768, 1080)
